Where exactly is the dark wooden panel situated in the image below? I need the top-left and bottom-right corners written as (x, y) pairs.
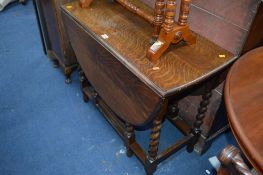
top-left (192, 0), bottom-right (259, 30)
top-left (62, 10), bottom-right (162, 127)
top-left (40, 0), bottom-right (64, 60)
top-left (35, 0), bottom-right (77, 66)
top-left (188, 6), bottom-right (247, 55)
top-left (61, 0), bottom-right (234, 97)
top-left (188, 0), bottom-right (261, 55)
top-left (140, 0), bottom-right (261, 54)
top-left (242, 2), bottom-right (263, 54)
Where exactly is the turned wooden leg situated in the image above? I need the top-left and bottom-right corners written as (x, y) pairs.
top-left (148, 116), bottom-right (162, 161)
top-left (218, 145), bottom-right (252, 175)
top-left (52, 59), bottom-right (59, 68)
top-left (79, 0), bottom-right (93, 8)
top-left (64, 67), bottom-right (72, 84)
top-left (178, 0), bottom-right (191, 26)
top-left (79, 69), bottom-right (90, 103)
top-left (147, 0), bottom-right (177, 62)
top-left (163, 0), bottom-right (177, 32)
top-left (168, 102), bottom-right (179, 121)
top-left (145, 115), bottom-right (164, 175)
top-left (187, 90), bottom-right (212, 152)
top-left (152, 0), bottom-right (165, 42)
top-left (147, 0), bottom-right (196, 62)
top-left (125, 123), bottom-right (135, 157)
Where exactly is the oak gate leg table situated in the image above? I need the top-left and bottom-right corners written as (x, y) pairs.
top-left (60, 0), bottom-right (263, 174)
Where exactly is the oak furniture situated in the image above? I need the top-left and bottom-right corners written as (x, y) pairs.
top-left (61, 0), bottom-right (263, 174)
top-left (218, 47), bottom-right (263, 175)
top-left (33, 0), bottom-right (77, 83)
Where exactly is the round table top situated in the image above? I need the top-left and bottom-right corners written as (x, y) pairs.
top-left (224, 47), bottom-right (263, 174)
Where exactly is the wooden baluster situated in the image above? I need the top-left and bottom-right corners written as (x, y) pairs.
top-left (218, 145), bottom-right (252, 175)
top-left (125, 123), bottom-right (135, 157)
top-left (148, 116), bottom-right (162, 161)
top-left (187, 90), bottom-right (212, 152)
top-left (178, 0), bottom-right (191, 26)
top-left (152, 0), bottom-right (165, 42)
top-left (163, 0), bottom-right (177, 33)
top-left (194, 90), bottom-right (212, 130)
top-left (145, 99), bottom-right (167, 175)
top-left (146, 0), bottom-right (178, 62)
top-left (79, 0), bottom-right (93, 8)
top-left (147, 0), bottom-right (196, 62)
top-left (145, 114), bottom-right (164, 175)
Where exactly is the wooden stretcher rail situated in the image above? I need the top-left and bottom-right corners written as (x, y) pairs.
top-left (115, 0), bottom-right (154, 24)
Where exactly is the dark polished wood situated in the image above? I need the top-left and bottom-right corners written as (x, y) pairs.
top-left (33, 0), bottom-right (77, 83)
top-left (188, 0), bottom-right (262, 55)
top-left (78, 68), bottom-right (193, 175)
top-left (174, 0), bottom-right (263, 154)
top-left (241, 2), bottom-right (263, 54)
top-left (152, 0), bottom-right (165, 40)
top-left (62, 0), bottom-right (235, 96)
top-left (218, 145), bottom-right (252, 175)
top-left (224, 47), bottom-right (263, 174)
top-left (125, 123), bottom-right (135, 157)
top-left (61, 0), bottom-right (263, 173)
top-left (187, 89), bottom-right (212, 153)
top-left (62, 7), bottom-right (162, 126)
top-left (60, 0), bottom-right (228, 173)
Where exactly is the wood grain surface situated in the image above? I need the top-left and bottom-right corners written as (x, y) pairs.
top-left (61, 0), bottom-right (235, 97)
top-left (225, 47), bottom-right (263, 174)
top-left (62, 8), bottom-right (164, 126)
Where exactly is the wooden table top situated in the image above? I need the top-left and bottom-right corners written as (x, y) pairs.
top-left (224, 47), bottom-right (263, 174)
top-left (62, 0), bottom-right (235, 97)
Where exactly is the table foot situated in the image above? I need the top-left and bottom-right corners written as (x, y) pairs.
top-left (187, 90), bottom-right (212, 153)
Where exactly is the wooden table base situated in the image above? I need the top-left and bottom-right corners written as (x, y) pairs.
top-left (78, 68), bottom-right (203, 175)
